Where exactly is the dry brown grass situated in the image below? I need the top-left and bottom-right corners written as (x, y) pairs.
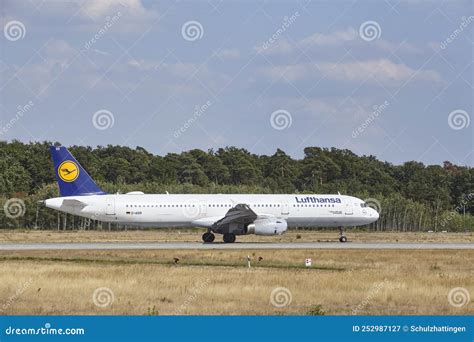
top-left (0, 229), bottom-right (472, 243)
top-left (0, 249), bottom-right (472, 315)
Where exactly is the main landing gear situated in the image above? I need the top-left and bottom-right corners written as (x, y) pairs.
top-left (223, 233), bottom-right (236, 243)
top-left (202, 231), bottom-right (215, 243)
top-left (339, 226), bottom-right (347, 243)
top-left (202, 231), bottom-right (236, 243)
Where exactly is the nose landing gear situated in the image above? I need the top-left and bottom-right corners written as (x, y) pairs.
top-left (339, 226), bottom-right (347, 243)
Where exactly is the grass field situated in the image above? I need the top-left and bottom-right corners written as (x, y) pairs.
top-left (0, 229), bottom-right (472, 243)
top-left (0, 248), bottom-right (472, 315)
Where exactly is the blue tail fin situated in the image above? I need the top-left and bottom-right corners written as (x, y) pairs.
top-left (49, 146), bottom-right (106, 197)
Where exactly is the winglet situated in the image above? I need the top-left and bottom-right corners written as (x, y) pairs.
top-left (49, 146), bottom-right (106, 197)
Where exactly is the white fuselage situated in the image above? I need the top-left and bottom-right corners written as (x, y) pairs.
top-left (45, 193), bottom-right (379, 229)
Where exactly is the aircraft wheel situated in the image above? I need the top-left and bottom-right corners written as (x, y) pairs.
top-left (202, 232), bottom-right (215, 243)
top-left (223, 233), bottom-right (236, 243)
top-left (339, 236), bottom-right (347, 243)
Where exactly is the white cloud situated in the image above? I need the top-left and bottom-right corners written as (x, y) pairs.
top-left (127, 60), bottom-right (203, 78)
top-left (215, 48), bottom-right (241, 60)
top-left (3, 0), bottom-right (158, 32)
top-left (300, 28), bottom-right (359, 47)
top-left (256, 27), bottom-right (424, 55)
top-left (259, 58), bottom-right (442, 86)
top-left (81, 0), bottom-right (153, 20)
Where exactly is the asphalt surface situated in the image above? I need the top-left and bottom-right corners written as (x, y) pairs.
top-left (0, 242), bottom-right (472, 250)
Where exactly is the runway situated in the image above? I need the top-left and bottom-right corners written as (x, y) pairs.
top-left (0, 242), bottom-right (472, 250)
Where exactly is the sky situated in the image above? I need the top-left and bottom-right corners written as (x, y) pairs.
top-left (0, 0), bottom-right (472, 166)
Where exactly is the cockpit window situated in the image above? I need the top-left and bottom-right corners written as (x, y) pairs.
top-left (360, 203), bottom-right (368, 208)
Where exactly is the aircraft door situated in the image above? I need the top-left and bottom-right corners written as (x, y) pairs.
top-left (106, 196), bottom-right (116, 215)
top-left (198, 202), bottom-right (207, 216)
top-left (280, 201), bottom-right (289, 215)
top-left (344, 200), bottom-right (353, 215)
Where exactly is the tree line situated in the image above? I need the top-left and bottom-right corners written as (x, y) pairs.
top-left (0, 141), bottom-right (472, 231)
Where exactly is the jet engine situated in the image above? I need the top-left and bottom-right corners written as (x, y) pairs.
top-left (246, 218), bottom-right (288, 236)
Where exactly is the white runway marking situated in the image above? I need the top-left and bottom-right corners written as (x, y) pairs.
top-left (0, 242), bottom-right (472, 250)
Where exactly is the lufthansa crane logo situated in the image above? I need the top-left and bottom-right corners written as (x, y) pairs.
top-left (58, 160), bottom-right (79, 182)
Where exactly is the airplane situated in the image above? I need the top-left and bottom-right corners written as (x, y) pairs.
top-left (44, 145), bottom-right (379, 243)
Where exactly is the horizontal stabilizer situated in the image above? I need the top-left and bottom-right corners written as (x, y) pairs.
top-left (62, 199), bottom-right (87, 207)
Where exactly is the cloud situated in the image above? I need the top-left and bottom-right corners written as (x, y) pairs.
top-left (13, 40), bottom-right (77, 95)
top-left (256, 27), bottom-right (424, 55)
top-left (10, 40), bottom-right (116, 96)
top-left (283, 96), bottom-right (377, 121)
top-left (259, 58), bottom-right (442, 86)
top-left (215, 48), bottom-right (241, 60)
top-left (80, 0), bottom-right (155, 20)
top-left (3, 0), bottom-right (158, 32)
top-left (127, 60), bottom-right (203, 78)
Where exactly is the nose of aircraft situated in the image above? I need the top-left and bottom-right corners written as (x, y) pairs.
top-left (371, 207), bottom-right (379, 220)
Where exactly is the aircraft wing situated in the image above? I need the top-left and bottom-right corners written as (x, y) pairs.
top-left (212, 204), bottom-right (257, 227)
top-left (191, 204), bottom-right (279, 235)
